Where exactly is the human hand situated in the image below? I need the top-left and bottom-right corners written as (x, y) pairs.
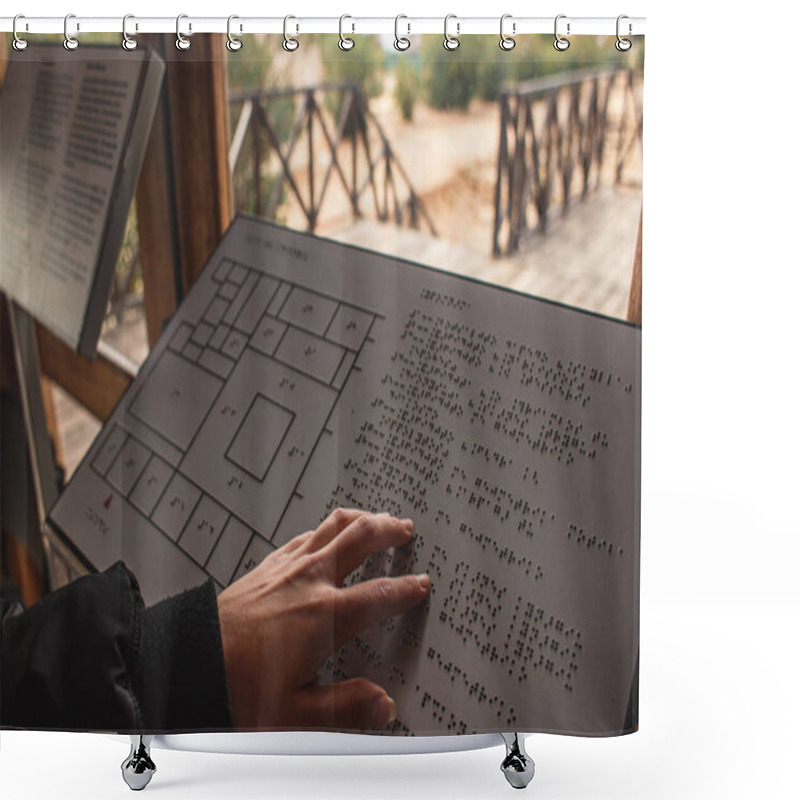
top-left (216, 509), bottom-right (430, 731)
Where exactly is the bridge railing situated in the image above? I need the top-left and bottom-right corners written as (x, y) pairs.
top-left (228, 81), bottom-right (436, 236)
top-left (492, 67), bottom-right (643, 257)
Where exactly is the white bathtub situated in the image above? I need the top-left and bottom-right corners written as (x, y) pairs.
top-left (153, 731), bottom-right (508, 756)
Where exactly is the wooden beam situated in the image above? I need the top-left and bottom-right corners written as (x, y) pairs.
top-left (165, 35), bottom-right (234, 289)
top-left (40, 376), bottom-right (64, 468)
top-left (5, 537), bottom-right (45, 608)
top-left (36, 325), bottom-right (131, 422)
top-left (136, 77), bottom-right (180, 348)
top-left (136, 33), bottom-right (234, 348)
top-left (229, 99), bottom-right (253, 173)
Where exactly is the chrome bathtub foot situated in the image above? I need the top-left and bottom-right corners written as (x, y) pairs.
top-left (121, 735), bottom-right (156, 791)
top-left (500, 733), bottom-right (535, 789)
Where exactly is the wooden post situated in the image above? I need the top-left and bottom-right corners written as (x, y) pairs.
top-left (40, 376), bottom-right (64, 468)
top-left (493, 93), bottom-right (509, 256)
top-left (253, 99), bottom-right (262, 217)
top-left (36, 326), bottom-right (132, 422)
top-left (307, 90), bottom-right (315, 228)
top-left (508, 98), bottom-right (526, 251)
top-left (135, 81), bottom-right (180, 348)
top-left (136, 34), bottom-right (234, 347)
top-left (168, 35), bottom-right (234, 289)
top-left (627, 206), bottom-right (643, 325)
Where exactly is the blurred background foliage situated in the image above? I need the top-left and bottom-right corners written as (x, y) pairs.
top-left (414, 34), bottom-right (645, 110)
top-left (311, 34), bottom-right (386, 99)
top-left (394, 59), bottom-right (421, 121)
top-left (3, 31), bottom-right (642, 118)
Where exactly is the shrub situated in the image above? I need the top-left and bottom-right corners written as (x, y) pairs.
top-left (394, 60), bottom-right (420, 121)
top-left (421, 37), bottom-right (480, 110)
top-left (318, 34), bottom-right (386, 99)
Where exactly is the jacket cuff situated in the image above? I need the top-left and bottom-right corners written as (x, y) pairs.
top-left (137, 580), bottom-right (233, 732)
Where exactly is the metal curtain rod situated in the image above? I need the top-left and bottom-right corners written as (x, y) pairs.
top-left (0, 16), bottom-right (646, 37)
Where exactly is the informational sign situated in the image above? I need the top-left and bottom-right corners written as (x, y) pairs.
top-left (48, 216), bottom-right (640, 735)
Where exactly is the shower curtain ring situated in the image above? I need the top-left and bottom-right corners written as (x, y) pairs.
top-left (176, 14), bottom-right (191, 50)
top-left (227, 15), bottom-right (243, 51)
top-left (63, 13), bottom-right (79, 51)
top-left (283, 16), bottom-right (299, 51)
top-left (554, 14), bottom-right (570, 51)
top-left (339, 15), bottom-right (355, 51)
top-left (443, 14), bottom-right (460, 51)
top-left (12, 15), bottom-right (28, 51)
top-left (394, 15), bottom-right (411, 51)
top-left (499, 14), bottom-right (516, 51)
top-left (615, 15), bottom-right (632, 51)
top-left (122, 15), bottom-right (138, 50)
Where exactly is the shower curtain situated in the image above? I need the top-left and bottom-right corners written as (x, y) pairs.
top-left (0, 29), bottom-right (643, 739)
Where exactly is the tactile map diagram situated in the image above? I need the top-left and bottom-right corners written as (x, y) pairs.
top-left (49, 216), bottom-right (641, 736)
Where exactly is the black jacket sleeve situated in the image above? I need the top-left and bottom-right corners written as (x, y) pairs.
top-left (0, 561), bottom-right (232, 732)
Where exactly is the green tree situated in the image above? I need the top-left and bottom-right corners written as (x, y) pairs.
top-left (420, 37), bottom-right (480, 110)
top-left (316, 34), bottom-right (386, 99)
top-left (418, 34), bottom-right (645, 110)
top-left (394, 59), bottom-right (421, 121)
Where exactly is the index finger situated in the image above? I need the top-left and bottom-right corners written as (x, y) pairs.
top-left (303, 508), bottom-right (368, 554)
top-left (332, 573), bottom-right (430, 650)
top-left (319, 513), bottom-right (414, 584)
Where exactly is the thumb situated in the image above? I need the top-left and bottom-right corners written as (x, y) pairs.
top-left (294, 678), bottom-right (397, 731)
